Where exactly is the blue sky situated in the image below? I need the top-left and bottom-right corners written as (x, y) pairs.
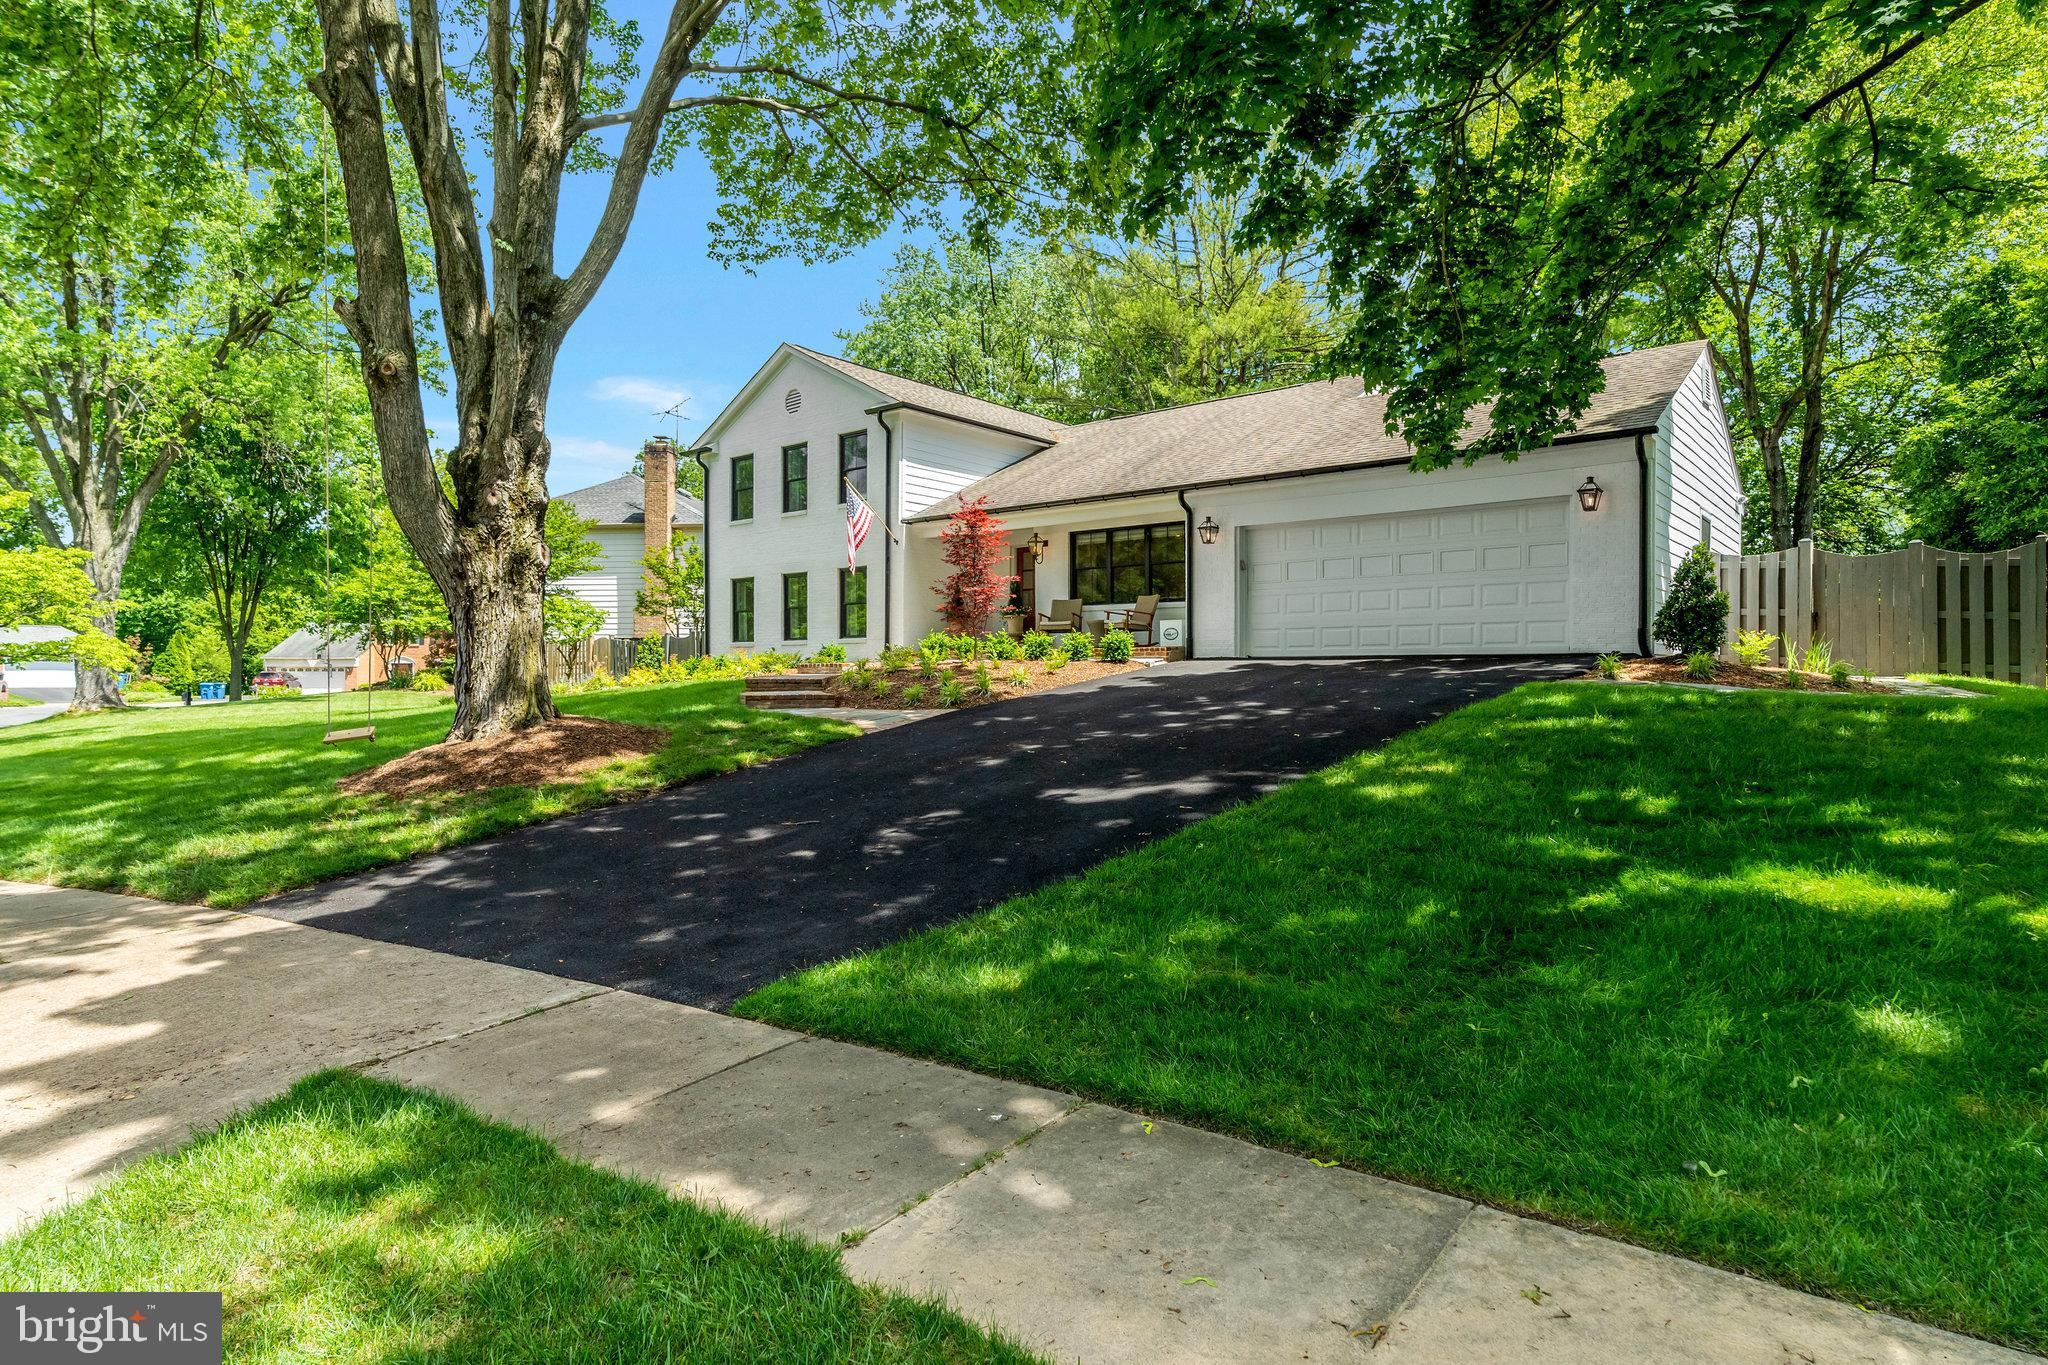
top-left (420, 133), bottom-right (925, 496)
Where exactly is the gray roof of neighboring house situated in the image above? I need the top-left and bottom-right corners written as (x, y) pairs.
top-left (265, 628), bottom-right (364, 663)
top-left (0, 625), bottom-right (75, 644)
top-left (788, 345), bottom-right (1068, 444)
top-left (910, 340), bottom-right (1711, 520)
top-left (554, 472), bottom-right (705, 527)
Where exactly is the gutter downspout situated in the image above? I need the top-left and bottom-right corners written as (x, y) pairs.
top-left (875, 411), bottom-right (896, 648)
top-left (1635, 432), bottom-right (1653, 657)
top-left (688, 446), bottom-right (714, 653)
top-left (1176, 490), bottom-right (1196, 660)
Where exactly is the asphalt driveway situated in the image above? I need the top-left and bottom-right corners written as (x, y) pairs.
top-left (257, 656), bottom-right (1585, 1009)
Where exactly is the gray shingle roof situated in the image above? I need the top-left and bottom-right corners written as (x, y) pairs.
top-left (789, 345), bottom-right (1067, 443)
top-left (265, 628), bottom-right (363, 662)
top-left (554, 473), bottom-right (704, 527)
top-left (910, 341), bottom-right (1709, 520)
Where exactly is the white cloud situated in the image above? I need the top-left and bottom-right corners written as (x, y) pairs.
top-left (588, 375), bottom-right (734, 420)
top-left (549, 435), bottom-right (637, 491)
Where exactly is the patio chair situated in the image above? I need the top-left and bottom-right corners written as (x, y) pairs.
top-left (1037, 598), bottom-right (1084, 633)
top-left (1106, 594), bottom-right (1161, 645)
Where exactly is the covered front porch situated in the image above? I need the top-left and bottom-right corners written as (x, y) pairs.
top-left (903, 493), bottom-right (1192, 649)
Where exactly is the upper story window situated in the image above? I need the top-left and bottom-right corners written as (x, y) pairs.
top-left (730, 455), bottom-right (754, 522)
top-left (1072, 523), bottom-right (1186, 605)
top-left (838, 430), bottom-right (868, 504)
top-left (782, 443), bottom-right (808, 513)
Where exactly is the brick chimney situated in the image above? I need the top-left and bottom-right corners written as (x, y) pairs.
top-left (635, 436), bottom-right (676, 637)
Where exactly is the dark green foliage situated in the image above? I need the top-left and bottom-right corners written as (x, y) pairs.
top-left (1653, 545), bottom-right (1730, 657)
top-left (1097, 629), bottom-right (1135, 662)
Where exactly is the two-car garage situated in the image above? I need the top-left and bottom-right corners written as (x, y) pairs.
top-left (1240, 499), bottom-right (1573, 657)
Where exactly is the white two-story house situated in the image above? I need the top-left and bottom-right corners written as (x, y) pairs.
top-left (688, 341), bottom-right (1741, 660)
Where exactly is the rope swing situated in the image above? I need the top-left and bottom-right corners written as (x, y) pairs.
top-left (319, 126), bottom-right (374, 745)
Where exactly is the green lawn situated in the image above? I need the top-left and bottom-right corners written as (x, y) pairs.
top-left (0, 1071), bottom-right (1032, 1363)
top-left (0, 683), bottom-right (856, 906)
top-left (741, 680), bottom-right (2048, 1349)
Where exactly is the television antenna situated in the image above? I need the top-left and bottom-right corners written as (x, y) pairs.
top-left (654, 397), bottom-right (692, 445)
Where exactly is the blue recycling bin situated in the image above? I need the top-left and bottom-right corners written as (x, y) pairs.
top-left (198, 682), bottom-right (226, 700)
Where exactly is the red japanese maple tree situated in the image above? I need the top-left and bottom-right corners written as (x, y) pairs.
top-left (933, 495), bottom-right (1016, 634)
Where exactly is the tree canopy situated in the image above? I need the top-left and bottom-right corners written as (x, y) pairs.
top-left (1083, 0), bottom-right (2032, 469)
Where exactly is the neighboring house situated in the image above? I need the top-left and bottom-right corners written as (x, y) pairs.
top-left (688, 340), bottom-right (1742, 660)
top-left (552, 444), bottom-right (705, 637)
top-left (262, 630), bottom-right (433, 694)
top-left (0, 625), bottom-right (77, 702)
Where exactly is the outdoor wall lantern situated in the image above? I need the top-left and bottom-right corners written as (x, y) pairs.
top-left (1197, 515), bottom-right (1221, 546)
top-left (1576, 476), bottom-right (1604, 512)
top-left (1028, 531), bottom-right (1050, 565)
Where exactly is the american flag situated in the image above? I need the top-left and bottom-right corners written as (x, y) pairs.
top-left (846, 481), bottom-right (875, 568)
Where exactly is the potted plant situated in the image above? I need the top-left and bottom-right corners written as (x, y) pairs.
top-left (1000, 605), bottom-right (1027, 637)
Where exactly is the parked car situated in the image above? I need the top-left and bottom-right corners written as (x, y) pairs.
top-left (250, 670), bottom-right (299, 690)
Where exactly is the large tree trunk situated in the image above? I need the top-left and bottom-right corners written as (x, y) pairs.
top-left (71, 511), bottom-right (129, 711)
top-left (447, 451), bottom-right (557, 739)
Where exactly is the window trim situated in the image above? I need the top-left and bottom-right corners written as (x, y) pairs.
top-left (782, 571), bottom-right (808, 642)
top-left (782, 442), bottom-right (808, 514)
top-left (731, 576), bottom-right (755, 644)
top-left (839, 565), bottom-right (868, 639)
top-left (730, 454), bottom-right (754, 523)
top-left (837, 430), bottom-right (868, 505)
top-left (1069, 522), bottom-right (1187, 606)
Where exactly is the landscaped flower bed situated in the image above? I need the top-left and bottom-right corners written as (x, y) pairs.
top-left (827, 655), bottom-right (1145, 709)
top-left (1586, 654), bottom-right (1894, 693)
top-left (825, 628), bottom-right (1147, 709)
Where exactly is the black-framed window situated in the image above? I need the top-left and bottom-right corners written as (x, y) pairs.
top-left (839, 566), bottom-right (868, 638)
top-left (730, 455), bottom-right (754, 521)
top-left (838, 431), bottom-right (868, 503)
top-left (783, 572), bottom-right (808, 641)
top-left (782, 443), bottom-right (808, 513)
top-left (731, 577), bottom-right (755, 643)
top-left (1072, 523), bottom-right (1185, 605)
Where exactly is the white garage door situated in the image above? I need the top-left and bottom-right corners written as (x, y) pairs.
top-left (1243, 499), bottom-right (1572, 656)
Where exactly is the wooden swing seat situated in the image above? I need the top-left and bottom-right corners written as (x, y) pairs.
top-left (322, 725), bottom-right (376, 744)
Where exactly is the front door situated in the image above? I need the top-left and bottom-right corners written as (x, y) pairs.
top-left (1011, 548), bottom-right (1037, 628)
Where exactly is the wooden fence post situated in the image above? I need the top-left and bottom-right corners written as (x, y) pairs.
top-left (2026, 536), bottom-right (2047, 688)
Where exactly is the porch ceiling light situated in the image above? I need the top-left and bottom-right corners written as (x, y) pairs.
top-left (1197, 515), bottom-right (1221, 546)
top-left (1028, 531), bottom-right (1050, 565)
top-left (1576, 476), bottom-right (1604, 512)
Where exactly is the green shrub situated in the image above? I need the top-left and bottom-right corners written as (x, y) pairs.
top-left (252, 682), bottom-right (301, 700)
top-left (636, 637), bottom-right (665, 672)
top-left (938, 679), bottom-right (965, 707)
top-left (1801, 637), bottom-right (1834, 675)
top-left (1829, 660), bottom-right (1852, 686)
top-left (1097, 629), bottom-right (1135, 663)
top-left (1594, 653), bottom-right (1623, 679)
top-left (970, 664), bottom-right (995, 698)
top-left (1061, 631), bottom-right (1094, 660)
top-left (1019, 630), bottom-right (1054, 660)
top-left (1731, 629), bottom-right (1777, 667)
top-left (917, 651), bottom-right (940, 678)
top-left (879, 645), bottom-right (917, 671)
top-left (899, 682), bottom-right (926, 706)
top-left (620, 666), bottom-right (660, 687)
top-left (122, 678), bottom-right (173, 700)
top-left (1784, 667), bottom-right (1806, 691)
top-left (410, 670), bottom-right (450, 691)
top-left (1009, 665), bottom-right (1030, 686)
top-left (1045, 652), bottom-right (1068, 672)
top-left (979, 632), bottom-right (1020, 661)
top-left (815, 642), bottom-right (847, 663)
top-left (1684, 652), bottom-right (1717, 680)
top-left (1652, 544), bottom-right (1729, 657)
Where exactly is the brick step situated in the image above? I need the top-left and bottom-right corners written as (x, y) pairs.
top-left (1133, 646), bottom-right (1182, 660)
top-left (744, 672), bottom-right (844, 692)
top-left (743, 690), bottom-right (840, 710)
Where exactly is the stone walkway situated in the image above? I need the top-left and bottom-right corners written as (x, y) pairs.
top-left (2, 881), bottom-right (2027, 1363)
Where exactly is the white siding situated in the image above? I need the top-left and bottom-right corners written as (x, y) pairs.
top-left (703, 354), bottom-right (888, 656)
top-left (1646, 350), bottom-right (1744, 639)
top-left (895, 411), bottom-right (1041, 521)
top-left (702, 353), bottom-right (1042, 656)
top-left (559, 527), bottom-right (651, 636)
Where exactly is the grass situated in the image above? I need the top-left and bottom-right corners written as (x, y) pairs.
top-left (741, 679), bottom-right (2048, 1349)
top-left (0, 682), bottom-right (857, 906)
top-left (0, 1071), bottom-right (1032, 1363)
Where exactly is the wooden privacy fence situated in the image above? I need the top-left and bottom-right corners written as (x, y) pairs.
top-left (544, 632), bottom-right (704, 683)
top-left (1714, 536), bottom-right (2048, 685)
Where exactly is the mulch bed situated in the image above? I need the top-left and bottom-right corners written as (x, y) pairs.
top-left (825, 658), bottom-right (1147, 709)
top-left (1588, 655), bottom-right (1894, 693)
top-left (338, 715), bottom-right (670, 799)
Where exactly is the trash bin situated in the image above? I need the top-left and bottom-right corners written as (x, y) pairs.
top-left (199, 682), bottom-right (225, 700)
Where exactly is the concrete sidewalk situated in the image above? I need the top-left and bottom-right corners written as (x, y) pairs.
top-left (3, 881), bottom-right (2027, 1363)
